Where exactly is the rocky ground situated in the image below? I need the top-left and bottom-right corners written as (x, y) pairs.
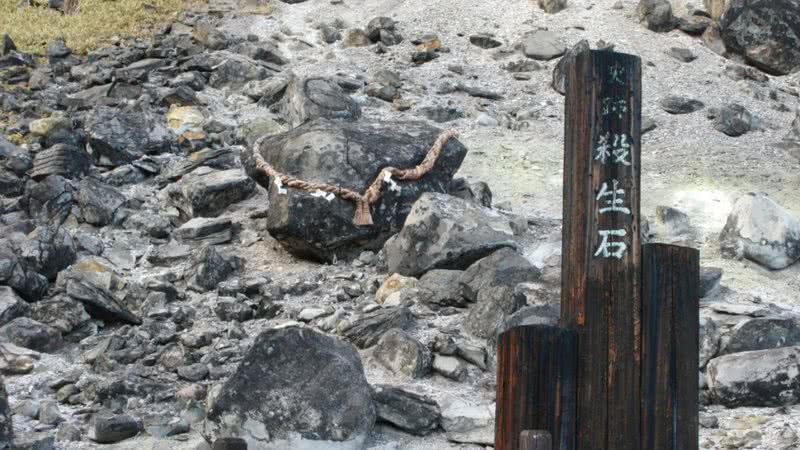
top-left (1, 0), bottom-right (800, 449)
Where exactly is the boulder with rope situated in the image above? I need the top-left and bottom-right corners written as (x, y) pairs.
top-left (241, 118), bottom-right (467, 262)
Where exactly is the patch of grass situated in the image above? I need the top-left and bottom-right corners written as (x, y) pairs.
top-left (0, 0), bottom-right (187, 55)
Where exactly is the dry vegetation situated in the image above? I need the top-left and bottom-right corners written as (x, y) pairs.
top-left (0, 0), bottom-right (186, 54)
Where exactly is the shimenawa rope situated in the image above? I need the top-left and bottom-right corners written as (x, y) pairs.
top-left (251, 129), bottom-right (458, 226)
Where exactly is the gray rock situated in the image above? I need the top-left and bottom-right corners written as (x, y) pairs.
top-left (0, 240), bottom-right (49, 302)
top-left (372, 328), bottom-right (431, 378)
top-left (720, 0), bottom-right (800, 75)
top-left (64, 259), bottom-right (142, 325)
top-left (0, 287), bottom-right (29, 326)
top-left (465, 284), bottom-right (527, 340)
top-left (439, 396), bottom-right (494, 445)
top-left (469, 34), bottom-right (502, 49)
top-left (700, 315), bottom-right (721, 368)
top-left (700, 267), bottom-right (723, 297)
top-left (722, 317), bottom-right (800, 354)
top-left (38, 400), bottom-right (63, 425)
top-left (370, 385), bottom-right (440, 435)
top-left (30, 296), bottom-right (91, 335)
top-left (30, 144), bottom-right (91, 181)
top-left (418, 269), bottom-right (466, 307)
top-left (456, 343), bottom-right (487, 370)
top-left (667, 47), bottom-right (697, 62)
top-left (500, 304), bottom-right (561, 336)
top-left (678, 15), bottom-right (713, 35)
top-left (85, 105), bottom-right (173, 167)
top-left (432, 355), bottom-right (467, 381)
top-left (342, 307), bottom-right (413, 349)
top-left (707, 346), bottom-right (800, 407)
top-left (0, 137), bottom-right (32, 176)
top-left (189, 246), bottom-right (241, 292)
top-left (232, 41), bottom-right (289, 66)
top-left (637, 0), bottom-right (675, 32)
top-left (459, 247), bottom-right (541, 303)
top-left (448, 178), bottom-right (492, 208)
top-left (17, 225), bottom-right (76, 281)
top-left (55, 422), bottom-right (81, 442)
top-left (245, 77), bottom-right (289, 105)
top-left (208, 52), bottom-right (276, 89)
top-left (552, 39), bottom-right (590, 95)
top-left (89, 414), bottom-right (142, 443)
top-left (502, 59), bottom-right (543, 73)
top-left (178, 363), bottom-right (209, 382)
top-left (420, 105), bottom-right (464, 123)
top-left (241, 119), bottom-right (466, 262)
top-left (383, 193), bottom-right (517, 277)
top-left (214, 297), bottom-right (254, 322)
top-left (24, 175), bottom-right (74, 226)
top-left (161, 167), bottom-right (255, 220)
top-left (538, 0), bottom-right (566, 13)
top-left (719, 193), bottom-right (800, 269)
top-left (175, 217), bottom-right (232, 245)
top-left (660, 95), bottom-right (705, 114)
top-left (710, 103), bottom-right (754, 136)
top-left (115, 58), bottom-right (167, 83)
top-left (203, 326), bottom-right (375, 449)
top-left (0, 318), bottom-right (63, 353)
top-left (521, 30), bottom-right (566, 60)
top-left (278, 76), bottom-right (361, 128)
top-left (0, 377), bottom-right (11, 447)
top-left (75, 177), bottom-right (126, 226)
top-left (366, 17), bottom-right (398, 42)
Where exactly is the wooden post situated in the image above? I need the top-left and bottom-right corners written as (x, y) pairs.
top-left (561, 50), bottom-right (642, 450)
top-left (519, 430), bottom-right (553, 450)
top-left (641, 244), bottom-right (699, 450)
top-left (495, 325), bottom-right (577, 450)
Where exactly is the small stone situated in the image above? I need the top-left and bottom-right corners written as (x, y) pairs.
top-left (433, 354), bottom-right (468, 381)
top-left (372, 328), bottom-right (432, 379)
top-left (660, 95), bottom-right (705, 114)
top-left (667, 47), bottom-right (697, 62)
top-left (456, 343), bottom-right (487, 370)
top-left (376, 274), bottom-right (418, 304)
top-left (38, 400), bottom-right (63, 425)
top-left (521, 30), bottom-right (566, 60)
top-left (55, 422), bottom-right (81, 442)
top-left (178, 363), bottom-right (210, 382)
top-left (469, 34), bottom-right (502, 49)
top-left (89, 414), bottom-right (142, 443)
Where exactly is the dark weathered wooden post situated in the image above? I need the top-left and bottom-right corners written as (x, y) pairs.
top-left (641, 243), bottom-right (699, 450)
top-left (495, 325), bottom-right (576, 450)
top-left (519, 430), bottom-right (553, 450)
top-left (561, 50), bottom-right (642, 450)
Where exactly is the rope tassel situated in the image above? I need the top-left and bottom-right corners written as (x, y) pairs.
top-left (251, 129), bottom-right (458, 226)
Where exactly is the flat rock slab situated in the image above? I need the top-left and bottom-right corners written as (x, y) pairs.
top-left (707, 346), bottom-right (800, 407)
top-left (521, 30), bottom-right (566, 60)
top-left (383, 192), bottom-right (518, 277)
top-left (161, 167), bottom-right (255, 220)
top-left (241, 118), bottom-right (467, 262)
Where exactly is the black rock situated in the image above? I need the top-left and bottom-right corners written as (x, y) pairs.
top-left (24, 175), bottom-right (73, 226)
top-left (85, 105), bottom-right (173, 167)
top-left (637, 0), bottom-right (675, 32)
top-left (0, 317), bottom-right (63, 353)
top-left (0, 286), bottom-right (30, 326)
top-left (0, 377), bottom-right (11, 448)
top-left (372, 328), bottom-right (431, 378)
top-left (277, 76), bottom-right (362, 128)
top-left (240, 119), bottom-right (467, 262)
top-left (707, 346), bottom-right (800, 407)
top-left (459, 247), bottom-right (541, 303)
top-left (341, 306), bottom-right (413, 349)
top-left (30, 144), bottom-right (91, 181)
top-left (420, 105), bottom-right (464, 123)
top-left (412, 51), bottom-right (440, 64)
top-left (660, 95), bottom-right (705, 114)
top-left (161, 167), bottom-right (255, 220)
top-left (18, 225), bottom-right (76, 281)
top-left (371, 384), bottom-right (440, 435)
top-left (383, 193), bottom-right (518, 277)
top-left (189, 246), bottom-right (241, 292)
top-left (721, 317), bottom-right (800, 354)
top-left (0, 240), bottom-right (48, 302)
top-left (203, 326), bottom-right (375, 448)
top-left (366, 17), bottom-right (397, 42)
top-left (710, 103), bottom-right (754, 136)
top-left (418, 269), bottom-right (467, 307)
top-left (720, 0), bottom-right (800, 75)
top-left (0, 136), bottom-right (32, 177)
top-left (699, 266), bottom-right (722, 297)
top-left (208, 52), bottom-right (277, 89)
top-left (89, 414), bottom-right (142, 443)
top-left (469, 34), bottom-right (502, 49)
top-left (65, 262), bottom-right (142, 325)
top-left (448, 178), bottom-right (492, 208)
top-left (75, 177), bottom-right (127, 226)
top-left (678, 15), bottom-right (713, 35)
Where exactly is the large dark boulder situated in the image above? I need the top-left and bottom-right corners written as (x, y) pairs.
top-left (720, 0), bottom-right (800, 75)
top-left (203, 326), bottom-right (375, 449)
top-left (241, 119), bottom-right (467, 262)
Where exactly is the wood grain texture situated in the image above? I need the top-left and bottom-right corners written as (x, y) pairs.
top-left (519, 430), bottom-right (553, 450)
top-left (561, 50), bottom-right (642, 450)
top-left (495, 325), bottom-right (577, 450)
top-left (641, 243), bottom-right (699, 450)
